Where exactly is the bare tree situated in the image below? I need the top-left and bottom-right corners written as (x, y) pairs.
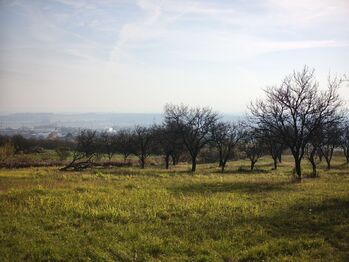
top-left (131, 126), bottom-right (154, 169)
top-left (277, 145), bottom-right (284, 163)
top-left (170, 148), bottom-right (182, 166)
top-left (319, 123), bottom-right (341, 169)
top-left (212, 121), bottom-right (245, 173)
top-left (153, 123), bottom-right (185, 169)
top-left (115, 129), bottom-right (134, 162)
top-left (306, 144), bottom-right (318, 177)
top-left (305, 127), bottom-right (323, 177)
top-left (100, 131), bottom-right (117, 160)
top-left (257, 128), bottom-right (283, 170)
top-left (340, 121), bottom-right (349, 164)
top-left (168, 121), bottom-right (185, 167)
top-left (250, 67), bottom-right (343, 179)
top-left (270, 143), bottom-right (283, 170)
top-left (242, 130), bottom-right (265, 171)
top-left (164, 104), bottom-right (219, 172)
top-left (61, 130), bottom-right (98, 171)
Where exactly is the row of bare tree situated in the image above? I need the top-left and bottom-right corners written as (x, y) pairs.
top-left (61, 67), bottom-right (348, 178)
top-left (250, 66), bottom-right (347, 179)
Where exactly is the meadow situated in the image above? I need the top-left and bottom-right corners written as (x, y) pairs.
top-left (0, 155), bottom-right (348, 261)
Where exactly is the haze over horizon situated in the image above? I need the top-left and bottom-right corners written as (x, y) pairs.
top-left (1, 0), bottom-right (349, 114)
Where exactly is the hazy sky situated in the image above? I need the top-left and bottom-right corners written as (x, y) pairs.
top-left (1, 0), bottom-right (349, 113)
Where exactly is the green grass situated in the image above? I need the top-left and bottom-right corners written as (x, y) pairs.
top-left (0, 155), bottom-right (348, 261)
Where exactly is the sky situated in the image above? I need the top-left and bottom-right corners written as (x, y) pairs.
top-left (0, 0), bottom-right (349, 114)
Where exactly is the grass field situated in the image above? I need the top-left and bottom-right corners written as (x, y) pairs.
top-left (0, 155), bottom-right (348, 261)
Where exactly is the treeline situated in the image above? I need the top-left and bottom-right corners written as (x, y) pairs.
top-left (0, 66), bottom-right (348, 178)
top-left (0, 135), bottom-right (73, 158)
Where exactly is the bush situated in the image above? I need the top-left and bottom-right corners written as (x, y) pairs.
top-left (55, 147), bottom-right (71, 161)
top-left (0, 141), bottom-right (15, 161)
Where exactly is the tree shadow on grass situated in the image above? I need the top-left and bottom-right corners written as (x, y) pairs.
top-left (330, 162), bottom-right (349, 170)
top-left (206, 197), bottom-right (349, 261)
top-left (255, 162), bottom-right (275, 168)
top-left (168, 180), bottom-right (291, 194)
top-left (160, 194), bottom-right (349, 260)
top-left (221, 167), bottom-right (271, 175)
top-left (258, 197), bottom-right (348, 226)
top-left (246, 197), bottom-right (349, 259)
top-left (105, 168), bottom-right (193, 176)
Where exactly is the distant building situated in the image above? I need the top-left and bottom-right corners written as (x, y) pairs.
top-left (47, 131), bottom-right (59, 140)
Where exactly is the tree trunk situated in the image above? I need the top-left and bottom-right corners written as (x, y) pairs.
top-left (250, 160), bottom-right (256, 171)
top-left (164, 154), bottom-right (169, 169)
top-left (321, 147), bottom-right (332, 170)
top-left (273, 157), bottom-right (277, 170)
top-left (294, 158), bottom-right (302, 179)
top-left (172, 155), bottom-right (176, 166)
top-left (171, 154), bottom-right (179, 166)
top-left (60, 153), bottom-right (94, 171)
top-left (317, 150), bottom-right (323, 162)
top-left (309, 147), bottom-right (317, 177)
top-left (221, 161), bottom-right (226, 173)
top-left (278, 152), bottom-right (282, 163)
top-left (310, 159), bottom-right (317, 177)
top-left (191, 157), bottom-right (197, 172)
top-left (328, 148), bottom-right (334, 169)
top-left (218, 150), bottom-right (223, 167)
top-left (325, 158), bottom-right (331, 169)
top-left (140, 156), bottom-right (145, 169)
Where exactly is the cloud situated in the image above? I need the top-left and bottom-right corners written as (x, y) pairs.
top-left (1, 0), bottom-right (348, 112)
top-left (107, 0), bottom-right (349, 65)
top-left (109, 0), bottom-right (163, 63)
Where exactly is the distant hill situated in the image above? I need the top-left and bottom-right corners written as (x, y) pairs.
top-left (0, 112), bottom-right (244, 129)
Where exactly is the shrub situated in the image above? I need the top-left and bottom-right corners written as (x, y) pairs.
top-left (55, 147), bottom-right (71, 161)
top-left (0, 141), bottom-right (15, 161)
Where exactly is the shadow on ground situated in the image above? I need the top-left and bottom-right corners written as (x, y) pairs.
top-left (168, 180), bottom-right (291, 194)
top-left (219, 168), bottom-right (271, 175)
top-left (247, 198), bottom-right (349, 259)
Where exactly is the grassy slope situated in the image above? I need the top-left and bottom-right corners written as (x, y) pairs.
top-left (0, 156), bottom-right (348, 261)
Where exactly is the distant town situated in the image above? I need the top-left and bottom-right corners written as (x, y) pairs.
top-left (0, 112), bottom-right (243, 139)
top-left (0, 113), bottom-right (163, 139)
